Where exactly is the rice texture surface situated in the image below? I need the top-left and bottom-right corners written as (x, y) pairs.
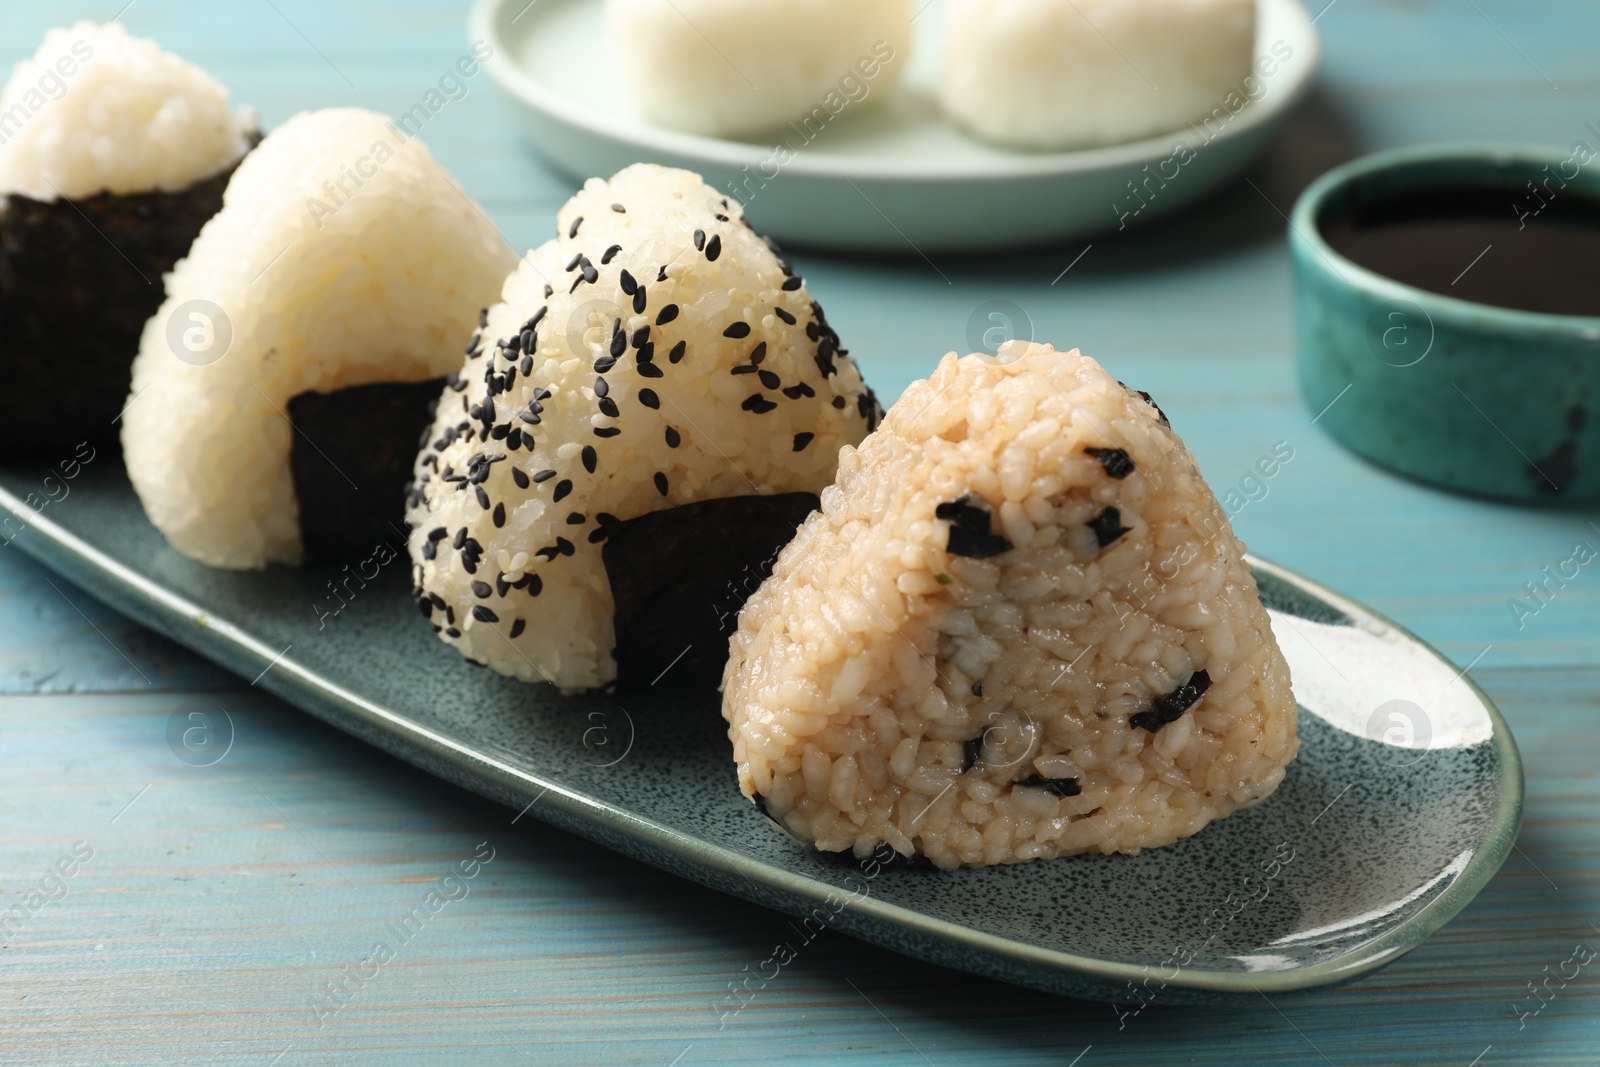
top-left (406, 164), bottom-right (879, 691)
top-left (604, 0), bottom-right (912, 138)
top-left (0, 21), bottom-right (255, 200)
top-left (723, 342), bottom-right (1298, 869)
top-left (941, 0), bottom-right (1256, 151)
top-left (123, 108), bottom-right (516, 569)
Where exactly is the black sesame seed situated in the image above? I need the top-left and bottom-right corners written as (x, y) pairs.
top-left (782, 276), bottom-right (803, 291)
top-left (741, 394), bottom-right (778, 415)
top-left (520, 356), bottom-right (533, 378)
top-left (471, 580), bottom-right (492, 598)
top-left (566, 252), bottom-right (583, 272)
top-left (453, 527), bottom-right (468, 550)
top-left (972, 682), bottom-right (984, 697)
top-left (724, 321), bottom-right (751, 339)
top-left (478, 308), bottom-right (489, 328)
top-left (598, 397), bottom-right (619, 419)
top-left (669, 340), bottom-right (687, 364)
top-left (749, 342), bottom-right (768, 365)
top-left (611, 202), bottom-right (626, 213)
top-left (595, 356), bottom-right (618, 374)
top-left (693, 229), bottom-right (706, 251)
top-left (962, 735), bottom-right (984, 774)
top-left (512, 468), bottom-right (529, 489)
top-left (654, 472), bottom-right (668, 496)
top-left (581, 259), bottom-right (598, 284)
top-left (631, 326), bottom-right (651, 349)
top-left (1086, 447), bottom-right (1136, 479)
top-left (556, 537), bottom-right (575, 556)
top-left (638, 363), bottom-right (663, 378)
top-left (832, 396), bottom-right (846, 409)
top-left (533, 468), bottom-right (556, 483)
top-left (638, 388), bottom-right (660, 409)
top-left (594, 377), bottom-right (609, 398)
top-left (594, 426), bottom-right (621, 438)
top-left (601, 244), bottom-right (622, 265)
top-left (567, 512), bottom-right (586, 525)
top-left (656, 304), bottom-right (679, 326)
top-left (510, 618), bottom-right (526, 638)
top-left (665, 427), bottom-right (681, 448)
top-left (582, 446), bottom-right (597, 473)
top-left (731, 365), bottom-right (758, 376)
top-left (526, 575), bottom-right (543, 596)
top-left (632, 288), bottom-right (647, 315)
top-left (569, 216), bottom-right (583, 238)
top-left (472, 605), bottom-right (499, 623)
top-left (474, 486), bottom-right (490, 510)
top-left (493, 502), bottom-right (506, 528)
top-left (445, 627), bottom-right (461, 638)
top-left (421, 540), bottom-right (437, 560)
top-left (758, 370), bottom-right (781, 390)
top-left (774, 307), bottom-right (796, 325)
top-left (588, 527), bottom-right (608, 544)
top-left (619, 269), bottom-right (638, 295)
top-left (793, 432), bottom-right (814, 452)
top-left (554, 479), bottom-right (573, 502)
top-left (428, 527), bottom-right (448, 542)
top-left (705, 234), bottom-right (722, 261)
top-left (782, 383), bottom-right (815, 400)
top-left (418, 598), bottom-right (434, 619)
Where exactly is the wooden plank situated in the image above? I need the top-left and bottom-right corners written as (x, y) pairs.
top-left (0, 668), bottom-right (1589, 1065)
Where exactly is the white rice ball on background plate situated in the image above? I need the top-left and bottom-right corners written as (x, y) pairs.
top-left (0, 21), bottom-right (255, 200)
top-left (123, 108), bottom-right (517, 570)
top-left (722, 341), bottom-right (1298, 869)
top-left (604, 0), bottom-right (914, 138)
top-left (940, 0), bottom-right (1257, 151)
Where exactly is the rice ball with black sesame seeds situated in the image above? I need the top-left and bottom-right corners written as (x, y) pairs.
top-left (604, 0), bottom-right (913, 138)
top-left (406, 163), bottom-right (881, 691)
top-left (722, 341), bottom-right (1297, 869)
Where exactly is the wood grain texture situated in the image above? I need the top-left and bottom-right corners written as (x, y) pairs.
top-left (1, 0), bottom-right (1597, 1063)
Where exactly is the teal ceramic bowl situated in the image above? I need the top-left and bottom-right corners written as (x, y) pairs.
top-left (1292, 144), bottom-right (1600, 503)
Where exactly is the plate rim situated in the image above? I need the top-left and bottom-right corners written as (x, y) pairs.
top-left (468, 0), bottom-right (1323, 184)
top-left (0, 476), bottom-right (1524, 999)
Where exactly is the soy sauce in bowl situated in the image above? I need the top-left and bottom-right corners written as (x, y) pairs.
top-left (1318, 184), bottom-right (1600, 318)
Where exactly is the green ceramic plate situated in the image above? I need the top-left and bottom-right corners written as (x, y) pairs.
top-left (470, 0), bottom-right (1321, 252)
top-left (0, 458), bottom-right (1521, 1003)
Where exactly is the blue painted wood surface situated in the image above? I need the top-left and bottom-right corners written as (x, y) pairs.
top-left (1, 1), bottom-right (1598, 1063)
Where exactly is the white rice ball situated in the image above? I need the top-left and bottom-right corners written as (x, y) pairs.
top-left (406, 163), bottom-right (880, 691)
top-left (723, 342), bottom-right (1298, 868)
top-left (604, 0), bottom-right (913, 138)
top-left (0, 21), bottom-right (255, 200)
top-left (941, 0), bottom-right (1256, 151)
top-left (123, 108), bottom-right (517, 570)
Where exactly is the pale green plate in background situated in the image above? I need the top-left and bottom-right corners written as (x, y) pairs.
top-left (0, 460), bottom-right (1522, 1003)
top-left (470, 0), bottom-right (1321, 252)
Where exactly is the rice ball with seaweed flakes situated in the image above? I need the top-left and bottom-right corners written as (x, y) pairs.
top-left (406, 163), bottom-right (879, 691)
top-left (722, 342), bottom-right (1298, 869)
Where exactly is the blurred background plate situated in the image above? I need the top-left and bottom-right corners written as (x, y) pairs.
top-left (471, 0), bottom-right (1321, 253)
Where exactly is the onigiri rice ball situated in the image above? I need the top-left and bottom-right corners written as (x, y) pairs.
top-left (723, 341), bottom-right (1298, 869)
top-left (405, 163), bottom-right (881, 691)
top-left (604, 0), bottom-right (913, 138)
top-left (941, 0), bottom-right (1257, 151)
top-left (122, 108), bottom-right (517, 569)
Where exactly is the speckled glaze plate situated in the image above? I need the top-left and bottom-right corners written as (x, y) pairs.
top-left (0, 458), bottom-right (1522, 1003)
top-left (471, 0), bottom-right (1320, 252)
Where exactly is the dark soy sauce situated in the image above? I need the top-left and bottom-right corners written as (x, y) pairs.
top-left (1319, 185), bottom-right (1600, 317)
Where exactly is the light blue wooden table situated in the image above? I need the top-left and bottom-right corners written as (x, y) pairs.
top-left (2, 2), bottom-right (1598, 1064)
